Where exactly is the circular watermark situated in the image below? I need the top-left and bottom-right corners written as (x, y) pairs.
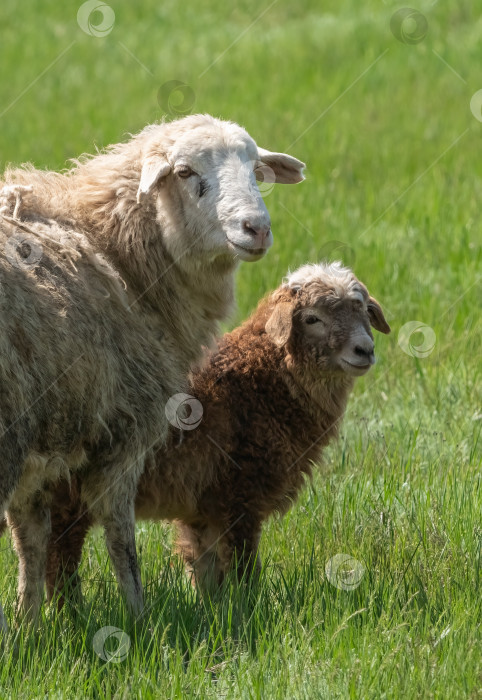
top-left (325, 553), bottom-right (365, 591)
top-left (254, 161), bottom-right (277, 198)
top-left (5, 232), bottom-right (43, 270)
top-left (237, 160), bottom-right (276, 200)
top-left (77, 1), bottom-right (115, 38)
top-left (92, 626), bottom-right (130, 663)
top-left (470, 90), bottom-right (482, 123)
top-left (390, 8), bottom-right (428, 45)
top-left (157, 81), bottom-right (196, 116)
top-left (398, 321), bottom-right (436, 358)
top-left (318, 240), bottom-right (356, 267)
top-left (165, 393), bottom-right (203, 430)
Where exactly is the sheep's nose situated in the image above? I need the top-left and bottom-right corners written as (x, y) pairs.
top-left (243, 218), bottom-right (271, 239)
top-left (354, 339), bottom-right (375, 365)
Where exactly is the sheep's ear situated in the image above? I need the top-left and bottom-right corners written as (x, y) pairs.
top-left (137, 155), bottom-right (171, 203)
top-left (368, 296), bottom-right (391, 334)
top-left (257, 148), bottom-right (305, 184)
top-left (265, 302), bottom-right (293, 346)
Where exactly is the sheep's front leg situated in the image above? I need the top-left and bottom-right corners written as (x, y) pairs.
top-left (7, 499), bottom-right (51, 621)
top-left (84, 472), bottom-right (143, 616)
top-left (0, 436), bottom-right (29, 632)
top-left (103, 511), bottom-right (142, 615)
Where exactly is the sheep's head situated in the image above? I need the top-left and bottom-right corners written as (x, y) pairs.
top-left (266, 262), bottom-right (390, 377)
top-left (135, 115), bottom-right (305, 265)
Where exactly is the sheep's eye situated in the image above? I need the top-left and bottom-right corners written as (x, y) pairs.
top-left (177, 166), bottom-right (194, 178)
top-left (305, 315), bottom-right (320, 325)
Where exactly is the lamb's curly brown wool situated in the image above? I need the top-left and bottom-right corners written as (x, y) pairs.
top-left (40, 262), bottom-right (390, 601)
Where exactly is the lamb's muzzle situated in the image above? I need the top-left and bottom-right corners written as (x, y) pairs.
top-left (339, 329), bottom-right (376, 374)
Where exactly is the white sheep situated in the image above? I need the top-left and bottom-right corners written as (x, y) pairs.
top-left (0, 115), bottom-right (305, 628)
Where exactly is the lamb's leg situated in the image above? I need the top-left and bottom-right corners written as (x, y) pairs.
top-left (176, 515), bottom-right (263, 594)
top-left (7, 498), bottom-right (51, 621)
top-left (229, 517), bottom-right (263, 583)
top-left (46, 477), bottom-right (91, 609)
top-left (224, 511), bottom-right (261, 581)
top-left (176, 520), bottom-right (227, 593)
top-left (82, 465), bottom-right (143, 616)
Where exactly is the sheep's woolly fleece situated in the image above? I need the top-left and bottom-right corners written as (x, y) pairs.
top-left (0, 184), bottom-right (128, 305)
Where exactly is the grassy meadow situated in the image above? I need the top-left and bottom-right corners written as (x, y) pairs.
top-left (0, 0), bottom-right (481, 697)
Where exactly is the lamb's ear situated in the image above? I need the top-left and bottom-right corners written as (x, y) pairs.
top-left (368, 296), bottom-right (391, 334)
top-left (265, 302), bottom-right (294, 346)
top-left (257, 147), bottom-right (305, 184)
top-left (136, 155), bottom-right (171, 203)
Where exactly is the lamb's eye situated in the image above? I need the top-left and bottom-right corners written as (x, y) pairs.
top-left (305, 315), bottom-right (320, 325)
top-left (177, 166), bottom-right (194, 178)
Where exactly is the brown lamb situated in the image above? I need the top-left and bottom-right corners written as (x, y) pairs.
top-left (19, 261), bottom-right (390, 602)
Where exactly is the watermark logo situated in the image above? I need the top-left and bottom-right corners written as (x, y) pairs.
top-left (470, 90), bottom-right (482, 123)
top-left (157, 81), bottom-right (196, 116)
top-left (325, 553), bottom-right (365, 591)
top-left (398, 321), bottom-right (436, 358)
top-left (237, 160), bottom-right (276, 200)
top-left (93, 626), bottom-right (130, 663)
top-left (165, 393), bottom-right (203, 430)
top-left (5, 232), bottom-right (43, 270)
top-left (253, 161), bottom-right (277, 198)
top-left (318, 240), bottom-right (356, 268)
top-left (390, 8), bottom-right (428, 45)
top-left (77, 1), bottom-right (115, 38)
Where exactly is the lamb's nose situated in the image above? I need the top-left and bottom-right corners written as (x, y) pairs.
top-left (243, 219), bottom-right (271, 239)
top-left (354, 340), bottom-right (375, 364)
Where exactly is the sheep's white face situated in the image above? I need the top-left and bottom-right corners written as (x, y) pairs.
top-left (136, 118), bottom-right (305, 266)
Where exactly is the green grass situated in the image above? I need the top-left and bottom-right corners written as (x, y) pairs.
top-left (0, 0), bottom-right (481, 697)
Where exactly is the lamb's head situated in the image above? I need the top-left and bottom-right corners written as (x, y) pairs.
top-left (266, 262), bottom-right (391, 377)
top-left (135, 115), bottom-right (305, 265)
